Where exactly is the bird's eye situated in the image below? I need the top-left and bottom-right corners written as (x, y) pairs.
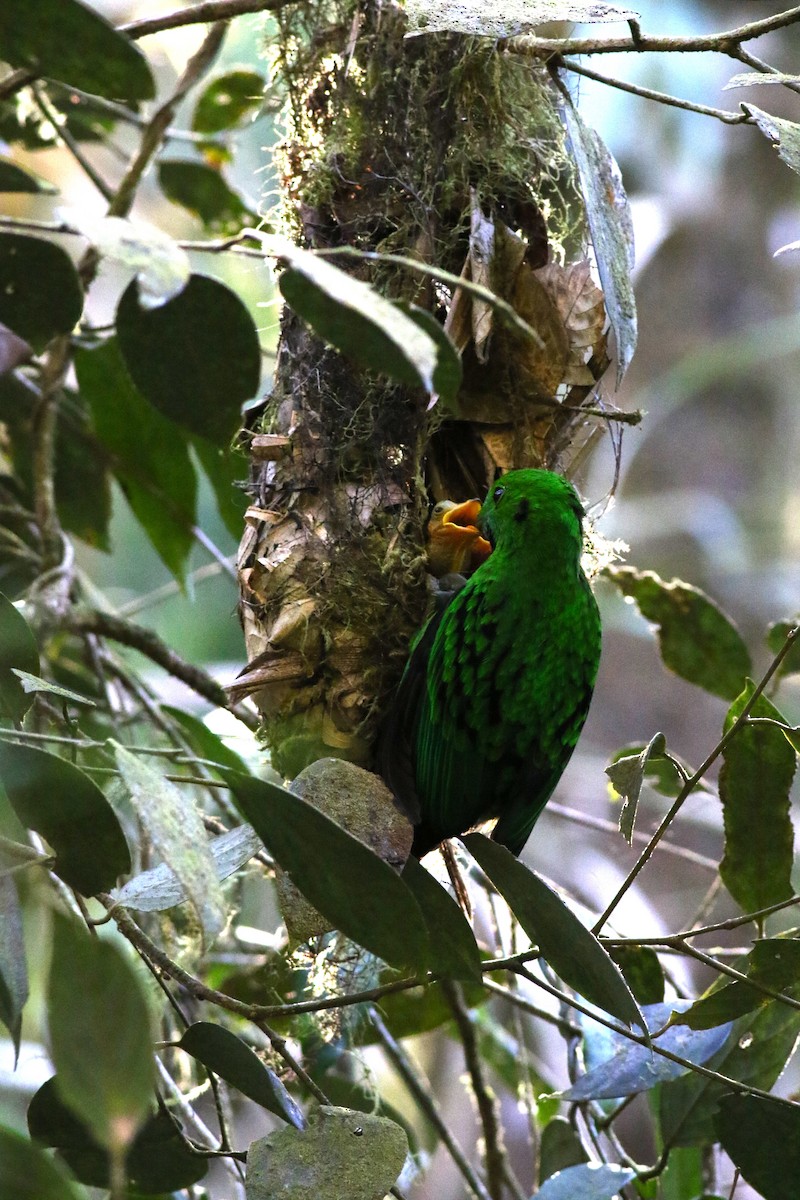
top-left (492, 485), bottom-right (505, 503)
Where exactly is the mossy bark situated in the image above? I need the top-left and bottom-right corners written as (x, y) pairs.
top-left (234, 1), bottom-right (609, 775)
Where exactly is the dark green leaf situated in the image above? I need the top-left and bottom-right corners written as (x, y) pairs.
top-left (717, 1093), bottom-right (800, 1200)
top-left (0, 740), bottom-right (130, 894)
top-left (561, 1003), bottom-right (731, 1101)
top-left (404, 0), bottom-right (638, 36)
top-left (766, 619), bottom-right (800, 684)
top-left (74, 340), bottom-right (196, 581)
top-left (675, 938), bottom-right (800, 1031)
top-left (607, 945), bottom-right (664, 1005)
top-left (278, 243), bottom-right (450, 400)
top-left (224, 770), bottom-right (430, 971)
top-left (561, 94), bottom-right (636, 384)
top-left (114, 744), bottom-right (225, 941)
top-left (394, 301), bottom-right (462, 405)
top-left (401, 856), bottom-right (481, 983)
top-left (179, 1022), bottom-right (303, 1126)
top-left (52, 396), bottom-right (112, 550)
top-left (0, 157), bottom-right (56, 192)
top-left (537, 1163), bottom-right (636, 1200)
top-left (117, 274), bottom-right (260, 443)
top-left (0, 873), bottom-right (27, 1056)
top-left (658, 994), bottom-right (800, 1147)
top-left (657, 1146), bottom-right (704, 1200)
top-left (743, 105), bottom-right (800, 177)
top-left (0, 235), bottom-right (83, 351)
top-left (245, 1105), bottom-right (408, 1200)
top-left (192, 69), bottom-right (266, 133)
top-left (29, 1080), bottom-right (207, 1193)
top-left (605, 731), bottom-right (666, 843)
top-left (190, 437), bottom-right (249, 540)
top-left (48, 913), bottom-right (153, 1154)
top-left (0, 0), bottom-right (154, 101)
top-left (158, 160), bottom-right (257, 233)
top-left (0, 591), bottom-right (39, 720)
top-left (539, 1117), bottom-right (589, 1185)
top-left (719, 683), bottom-right (795, 912)
top-left (161, 704), bottom-right (249, 774)
top-left (463, 834), bottom-right (643, 1031)
top-left (0, 1124), bottom-right (85, 1200)
top-left (605, 566), bottom-right (751, 699)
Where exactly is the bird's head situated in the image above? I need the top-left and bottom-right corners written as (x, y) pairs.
top-left (426, 499), bottom-right (492, 578)
top-left (477, 469), bottom-right (586, 561)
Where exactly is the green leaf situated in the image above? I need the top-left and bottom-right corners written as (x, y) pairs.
top-left (605, 566), bottom-right (751, 699)
top-left (190, 437), bottom-right (249, 540)
top-left (192, 69), bottom-right (266, 133)
top-left (0, 1124), bottom-right (85, 1200)
top-left (403, 0), bottom-right (638, 36)
top-left (158, 160), bottom-right (258, 234)
top-left (605, 731), bottom-right (666, 843)
top-left (560, 95), bottom-right (636, 384)
top-left (462, 834), bottom-right (644, 1031)
top-left (719, 683), bottom-right (795, 912)
top-left (161, 704), bottom-right (249, 774)
top-left (0, 0), bottom-right (154, 101)
top-left (657, 1146), bottom-right (704, 1200)
top-left (0, 740), bottom-right (130, 894)
top-left (536, 1163), bottom-right (636, 1200)
top-left (0, 156), bottom-right (56, 192)
top-left (394, 300), bottom-right (463, 405)
top-left (74, 339), bottom-right (196, 581)
top-left (717, 1093), bottom-right (800, 1200)
top-left (245, 1106), bottom-right (408, 1200)
top-left (743, 105), bottom-right (800, 176)
top-left (0, 873), bottom-right (28, 1056)
top-left (114, 744), bottom-right (226, 942)
top-left (539, 1117), bottom-right (589, 1184)
top-left (560, 1003), bottom-right (732, 1101)
top-left (0, 235), bottom-right (83, 351)
top-left (401, 856), bottom-right (481, 983)
top-left (766, 619), bottom-right (800, 684)
top-left (29, 1079), bottom-right (207, 1193)
top-left (277, 242), bottom-right (458, 403)
top-left (48, 913), bottom-right (154, 1155)
top-left (12, 671), bottom-right (96, 707)
top-left (179, 1022), bottom-right (303, 1127)
top-left (224, 770), bottom-right (430, 972)
top-left (607, 945), bottom-right (664, 1006)
top-left (658, 994), bottom-right (800, 1147)
top-left (110, 824), bottom-right (261, 913)
top-left (0, 592), bottom-right (39, 721)
top-left (675, 938), bottom-right (800, 1031)
top-left (117, 274), bottom-right (260, 443)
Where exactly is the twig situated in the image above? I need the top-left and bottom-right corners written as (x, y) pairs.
top-left (370, 1007), bottom-right (493, 1200)
top-left (546, 801), bottom-right (719, 872)
top-left (109, 22), bottom-right (227, 219)
top-left (507, 8), bottom-right (800, 59)
top-left (443, 981), bottom-right (509, 1200)
top-left (592, 625), bottom-right (800, 933)
top-left (32, 84), bottom-right (115, 200)
top-left (558, 59), bottom-right (748, 125)
top-left (31, 337), bottom-right (71, 575)
top-left (121, 0), bottom-right (299, 40)
top-left (604, 893), bottom-right (800, 946)
top-left (65, 608), bottom-right (259, 729)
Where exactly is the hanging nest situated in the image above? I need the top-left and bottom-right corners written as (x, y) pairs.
top-left (232, 0), bottom-right (610, 777)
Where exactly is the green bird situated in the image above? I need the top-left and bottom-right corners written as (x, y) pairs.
top-left (380, 469), bottom-right (601, 857)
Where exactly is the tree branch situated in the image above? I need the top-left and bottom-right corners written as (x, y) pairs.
top-left (558, 59), bottom-right (748, 125)
top-left (121, 0), bottom-right (299, 40)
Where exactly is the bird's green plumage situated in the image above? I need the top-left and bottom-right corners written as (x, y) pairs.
top-left (380, 469), bottom-right (601, 857)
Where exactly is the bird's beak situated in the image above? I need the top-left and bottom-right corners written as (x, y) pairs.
top-left (444, 500), bottom-right (492, 562)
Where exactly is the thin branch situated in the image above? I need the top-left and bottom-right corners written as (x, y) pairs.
top-left (508, 7), bottom-right (800, 58)
top-left (121, 0), bottom-right (299, 40)
top-left (32, 84), bottom-right (116, 200)
top-left (443, 981), bottom-right (508, 1200)
top-left (605, 893), bottom-right (800, 946)
top-left (593, 624), bottom-right (800, 933)
top-left (31, 338), bottom-right (71, 575)
top-left (66, 608), bottom-right (258, 729)
top-left (559, 59), bottom-right (748, 125)
top-left (370, 1007), bottom-right (493, 1200)
top-left (109, 22), bottom-right (227, 219)
top-left (546, 801), bottom-right (719, 872)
